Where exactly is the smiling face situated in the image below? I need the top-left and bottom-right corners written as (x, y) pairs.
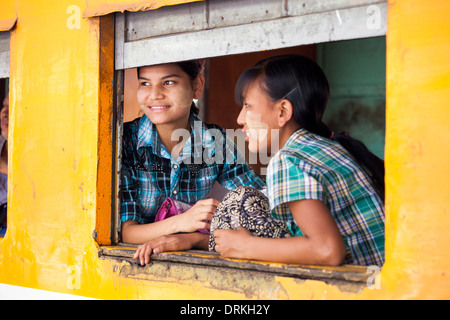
top-left (1, 96), bottom-right (8, 139)
top-left (237, 79), bottom-right (280, 154)
top-left (136, 64), bottom-right (203, 129)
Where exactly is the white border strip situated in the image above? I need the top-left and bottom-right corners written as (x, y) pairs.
top-left (0, 283), bottom-right (97, 300)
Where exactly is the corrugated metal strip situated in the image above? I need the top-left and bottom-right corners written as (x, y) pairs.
top-left (83, 0), bottom-right (204, 17)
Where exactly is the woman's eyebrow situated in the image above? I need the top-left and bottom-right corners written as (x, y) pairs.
top-left (138, 74), bottom-right (181, 81)
top-left (161, 74), bottom-right (181, 80)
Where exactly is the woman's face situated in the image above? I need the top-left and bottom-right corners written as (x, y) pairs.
top-left (237, 80), bottom-right (280, 154)
top-left (1, 97), bottom-right (8, 139)
top-left (137, 64), bottom-right (203, 128)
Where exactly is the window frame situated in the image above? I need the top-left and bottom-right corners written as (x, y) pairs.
top-left (0, 31), bottom-right (9, 79)
top-left (107, 0), bottom-right (387, 287)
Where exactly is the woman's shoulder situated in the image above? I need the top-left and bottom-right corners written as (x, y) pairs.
top-left (123, 117), bottom-right (141, 132)
top-left (269, 131), bottom-right (341, 174)
top-left (196, 117), bottom-right (226, 134)
top-left (267, 148), bottom-right (299, 174)
top-left (283, 130), bottom-right (351, 161)
top-left (195, 119), bottom-right (229, 146)
top-left (123, 117), bottom-right (143, 138)
top-left (122, 117), bottom-right (142, 151)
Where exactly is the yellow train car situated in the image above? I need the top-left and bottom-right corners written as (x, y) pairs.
top-left (0, 0), bottom-right (449, 301)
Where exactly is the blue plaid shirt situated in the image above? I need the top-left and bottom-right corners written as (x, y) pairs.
top-left (120, 112), bottom-right (265, 224)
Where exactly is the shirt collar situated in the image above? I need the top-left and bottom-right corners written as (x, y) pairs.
top-left (136, 114), bottom-right (162, 154)
top-left (285, 128), bottom-right (308, 145)
top-left (136, 112), bottom-right (218, 162)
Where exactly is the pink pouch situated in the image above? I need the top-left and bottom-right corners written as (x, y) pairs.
top-left (154, 197), bottom-right (209, 234)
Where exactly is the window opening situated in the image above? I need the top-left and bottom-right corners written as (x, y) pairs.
top-left (0, 78), bottom-right (7, 237)
top-left (116, 38), bottom-right (386, 253)
top-left (109, 0), bottom-right (387, 283)
top-left (0, 31), bottom-right (10, 237)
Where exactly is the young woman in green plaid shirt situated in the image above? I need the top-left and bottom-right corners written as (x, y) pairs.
top-left (211, 55), bottom-right (385, 266)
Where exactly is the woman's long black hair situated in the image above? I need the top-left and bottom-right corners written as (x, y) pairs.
top-left (235, 54), bottom-right (385, 201)
top-left (137, 60), bottom-right (203, 115)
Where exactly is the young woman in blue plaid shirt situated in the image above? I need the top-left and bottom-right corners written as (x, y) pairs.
top-left (122, 61), bottom-right (264, 265)
top-left (211, 55), bottom-right (385, 266)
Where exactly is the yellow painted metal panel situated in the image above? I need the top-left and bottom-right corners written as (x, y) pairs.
top-left (0, 0), bottom-right (449, 300)
top-left (0, 0), bottom-right (17, 31)
top-left (1, 0), bottom-right (105, 295)
top-left (83, 0), bottom-right (204, 17)
top-left (383, 0), bottom-right (450, 298)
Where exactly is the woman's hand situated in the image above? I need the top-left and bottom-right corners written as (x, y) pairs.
top-left (134, 233), bottom-right (206, 266)
top-left (213, 228), bottom-right (254, 259)
top-left (173, 198), bottom-right (221, 233)
top-left (121, 198), bottom-right (221, 246)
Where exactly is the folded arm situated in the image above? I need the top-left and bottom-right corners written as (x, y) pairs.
top-left (121, 198), bottom-right (221, 244)
top-left (214, 199), bottom-right (347, 266)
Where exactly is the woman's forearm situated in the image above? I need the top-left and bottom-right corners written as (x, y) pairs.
top-left (241, 199), bottom-right (346, 265)
top-left (244, 236), bottom-right (314, 264)
top-left (231, 232), bottom-right (345, 266)
top-left (191, 232), bottom-right (209, 250)
top-left (122, 199), bottom-right (218, 244)
top-left (121, 219), bottom-right (178, 244)
top-left (121, 217), bottom-right (212, 246)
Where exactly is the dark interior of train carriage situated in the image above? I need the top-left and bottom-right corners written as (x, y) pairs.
top-left (123, 37), bottom-right (386, 177)
top-left (0, 79), bottom-right (7, 106)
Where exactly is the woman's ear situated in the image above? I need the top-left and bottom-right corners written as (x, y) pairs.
top-left (193, 74), bottom-right (205, 99)
top-left (278, 99), bottom-right (294, 128)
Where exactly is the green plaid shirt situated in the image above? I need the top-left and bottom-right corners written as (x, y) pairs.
top-left (266, 129), bottom-right (385, 266)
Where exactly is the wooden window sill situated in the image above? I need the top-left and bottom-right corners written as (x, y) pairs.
top-left (99, 244), bottom-right (372, 286)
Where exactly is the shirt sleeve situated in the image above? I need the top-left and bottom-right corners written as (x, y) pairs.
top-left (120, 167), bottom-right (144, 224)
top-left (120, 121), bottom-right (144, 224)
top-left (266, 152), bottom-right (325, 221)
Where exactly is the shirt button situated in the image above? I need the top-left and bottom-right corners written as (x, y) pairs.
top-left (173, 164), bottom-right (179, 169)
top-left (172, 189), bottom-right (178, 195)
